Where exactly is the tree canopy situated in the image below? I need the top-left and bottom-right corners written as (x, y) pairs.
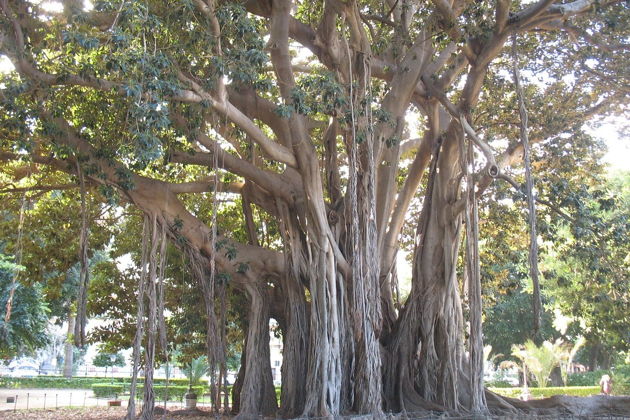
top-left (0, 0), bottom-right (628, 418)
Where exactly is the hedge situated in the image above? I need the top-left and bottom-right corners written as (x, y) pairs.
top-left (91, 383), bottom-right (207, 401)
top-left (135, 385), bottom-right (205, 401)
top-left (92, 383), bottom-right (125, 398)
top-left (490, 386), bottom-right (600, 399)
top-left (0, 376), bottom-right (195, 389)
top-left (0, 376), bottom-right (108, 389)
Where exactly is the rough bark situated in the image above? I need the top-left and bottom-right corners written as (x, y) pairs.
top-left (236, 282), bottom-right (277, 420)
top-left (385, 123), bottom-right (470, 412)
top-left (231, 342), bottom-right (247, 415)
top-left (276, 203), bottom-right (309, 418)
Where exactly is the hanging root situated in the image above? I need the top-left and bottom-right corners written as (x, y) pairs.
top-left (459, 124), bottom-right (486, 412)
top-left (157, 221), bottom-right (168, 353)
top-left (74, 160), bottom-right (90, 347)
top-left (126, 215), bottom-right (151, 420)
top-left (512, 33), bottom-right (542, 335)
top-left (126, 213), bottom-right (170, 420)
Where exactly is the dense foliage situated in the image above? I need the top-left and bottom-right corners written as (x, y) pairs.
top-left (0, 0), bottom-right (628, 418)
top-left (0, 253), bottom-right (49, 358)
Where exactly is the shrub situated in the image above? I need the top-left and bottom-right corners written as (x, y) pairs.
top-left (485, 379), bottom-right (514, 388)
top-left (92, 383), bottom-right (125, 398)
top-left (567, 370), bottom-right (608, 386)
top-left (612, 365), bottom-right (630, 396)
top-left (490, 386), bottom-right (600, 399)
top-left (0, 376), bottom-right (192, 389)
top-left (135, 385), bottom-right (205, 401)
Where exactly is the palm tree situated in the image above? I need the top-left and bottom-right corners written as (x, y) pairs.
top-left (182, 356), bottom-right (208, 387)
top-left (557, 337), bottom-right (585, 386)
top-left (512, 340), bottom-right (559, 388)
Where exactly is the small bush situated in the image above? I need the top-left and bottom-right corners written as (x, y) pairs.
top-left (135, 385), bottom-right (205, 401)
top-left (567, 370), bottom-right (608, 386)
top-left (485, 379), bottom-right (515, 388)
top-left (92, 383), bottom-right (125, 398)
top-left (490, 386), bottom-right (600, 399)
top-left (612, 365), bottom-right (630, 396)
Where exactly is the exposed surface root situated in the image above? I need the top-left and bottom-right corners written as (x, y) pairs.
top-left (401, 382), bottom-right (447, 413)
top-left (509, 395), bottom-right (630, 417)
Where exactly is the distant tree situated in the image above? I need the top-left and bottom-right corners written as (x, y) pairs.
top-left (92, 350), bottom-right (125, 376)
top-left (557, 337), bottom-right (585, 386)
top-left (0, 253), bottom-right (49, 359)
top-left (484, 291), bottom-right (557, 361)
top-left (543, 172), bottom-right (630, 368)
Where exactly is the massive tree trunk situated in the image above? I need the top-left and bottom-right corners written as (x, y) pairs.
top-left (3, 0), bottom-right (620, 418)
top-left (384, 123), bottom-right (476, 412)
top-left (236, 282), bottom-right (277, 420)
top-left (276, 203), bottom-right (309, 418)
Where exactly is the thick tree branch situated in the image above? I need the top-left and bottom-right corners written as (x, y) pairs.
top-left (168, 179), bottom-right (244, 195)
top-left (177, 72), bottom-right (298, 168)
top-left (0, 183), bottom-right (77, 194)
top-left (169, 147), bottom-right (294, 204)
top-left (495, 0), bottom-right (511, 33)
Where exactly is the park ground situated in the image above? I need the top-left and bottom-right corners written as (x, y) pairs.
top-left (0, 406), bottom-right (231, 419)
top-left (0, 388), bottom-right (224, 417)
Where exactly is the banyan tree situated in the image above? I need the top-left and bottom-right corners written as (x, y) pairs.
top-left (0, 0), bottom-right (628, 418)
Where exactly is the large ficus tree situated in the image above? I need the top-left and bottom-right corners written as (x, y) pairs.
top-left (0, 0), bottom-right (627, 418)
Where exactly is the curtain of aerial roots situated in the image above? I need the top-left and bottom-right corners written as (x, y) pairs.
top-left (385, 128), bottom-right (467, 413)
top-left (275, 201), bottom-right (308, 418)
top-left (74, 161), bottom-right (90, 346)
top-left (345, 58), bottom-right (383, 416)
top-left (512, 36), bottom-right (542, 335)
top-left (461, 134), bottom-right (486, 412)
top-left (187, 248), bottom-right (228, 410)
top-left (205, 146), bottom-right (229, 414)
top-left (126, 214), bottom-right (168, 420)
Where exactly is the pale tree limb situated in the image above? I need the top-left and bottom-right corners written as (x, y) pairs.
top-left (176, 71), bottom-right (298, 167)
top-left (168, 179), bottom-right (244, 195)
top-left (0, 183), bottom-right (78, 194)
top-left (497, 173), bottom-right (575, 224)
top-left (0, 6), bottom-right (297, 170)
top-left (495, 0), bottom-right (512, 34)
top-left (459, 116), bottom-right (500, 178)
top-left (512, 34), bottom-right (542, 336)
